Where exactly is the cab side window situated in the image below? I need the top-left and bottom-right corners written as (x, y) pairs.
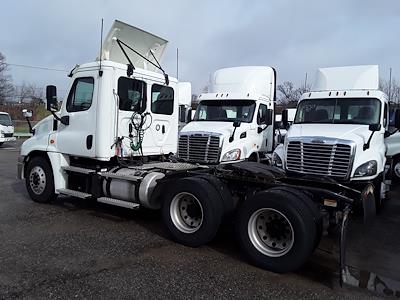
top-left (118, 77), bottom-right (146, 112)
top-left (151, 84), bottom-right (174, 115)
top-left (257, 104), bottom-right (268, 125)
top-left (384, 103), bottom-right (388, 127)
top-left (66, 77), bottom-right (94, 112)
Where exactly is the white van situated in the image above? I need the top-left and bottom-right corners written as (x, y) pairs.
top-left (0, 112), bottom-right (15, 146)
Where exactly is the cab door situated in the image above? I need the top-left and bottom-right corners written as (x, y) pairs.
top-left (147, 83), bottom-right (178, 154)
top-left (56, 76), bottom-right (97, 157)
top-left (257, 103), bottom-right (274, 152)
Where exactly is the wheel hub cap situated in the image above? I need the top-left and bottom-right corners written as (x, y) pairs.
top-left (29, 166), bottom-right (46, 195)
top-left (248, 208), bottom-right (294, 257)
top-left (170, 192), bottom-right (203, 234)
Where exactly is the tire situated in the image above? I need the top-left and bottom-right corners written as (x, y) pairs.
top-left (162, 177), bottom-right (224, 247)
top-left (268, 187), bottom-right (323, 251)
top-left (0, 142), bottom-right (3, 147)
top-left (236, 189), bottom-right (317, 273)
top-left (25, 156), bottom-right (55, 203)
top-left (193, 174), bottom-right (235, 215)
top-left (393, 157), bottom-right (400, 183)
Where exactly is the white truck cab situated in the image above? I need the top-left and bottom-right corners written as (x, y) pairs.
top-left (0, 112), bottom-right (16, 146)
top-left (179, 66), bottom-right (275, 163)
top-left (273, 65), bottom-right (400, 210)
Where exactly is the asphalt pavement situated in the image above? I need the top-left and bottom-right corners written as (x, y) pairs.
top-left (0, 140), bottom-right (397, 299)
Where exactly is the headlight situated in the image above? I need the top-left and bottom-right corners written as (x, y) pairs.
top-left (354, 160), bottom-right (377, 177)
top-left (272, 152), bottom-right (283, 168)
top-left (222, 149), bottom-right (241, 162)
top-left (0, 130), bottom-right (4, 137)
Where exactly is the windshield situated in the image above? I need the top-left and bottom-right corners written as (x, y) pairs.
top-left (295, 98), bottom-right (381, 125)
top-left (194, 100), bottom-right (256, 123)
top-left (0, 114), bottom-right (12, 126)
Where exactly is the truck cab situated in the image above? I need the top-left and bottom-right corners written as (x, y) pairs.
top-left (0, 112), bottom-right (15, 146)
top-left (19, 20), bottom-right (192, 200)
top-left (179, 66), bottom-right (275, 163)
top-left (273, 65), bottom-right (400, 209)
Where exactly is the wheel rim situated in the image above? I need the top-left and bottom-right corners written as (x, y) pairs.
top-left (29, 166), bottom-right (46, 195)
top-left (170, 192), bottom-right (203, 233)
top-left (394, 162), bottom-right (400, 178)
top-left (248, 208), bottom-right (294, 257)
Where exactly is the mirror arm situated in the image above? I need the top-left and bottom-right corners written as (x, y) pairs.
top-left (363, 131), bottom-right (375, 151)
top-left (385, 128), bottom-right (399, 138)
top-left (229, 127), bottom-right (238, 143)
top-left (51, 111), bottom-right (69, 126)
top-left (258, 124), bottom-right (270, 134)
top-left (25, 117), bottom-right (34, 134)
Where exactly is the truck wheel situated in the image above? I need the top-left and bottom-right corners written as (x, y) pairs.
top-left (25, 156), bottom-right (55, 203)
top-left (393, 158), bottom-right (400, 183)
top-left (268, 187), bottom-right (323, 251)
top-left (162, 177), bottom-right (223, 247)
top-left (236, 189), bottom-right (316, 273)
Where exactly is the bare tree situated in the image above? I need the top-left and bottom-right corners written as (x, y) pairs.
top-left (17, 82), bottom-right (44, 104)
top-left (380, 78), bottom-right (400, 104)
top-left (0, 52), bottom-right (14, 104)
top-left (277, 81), bottom-right (310, 107)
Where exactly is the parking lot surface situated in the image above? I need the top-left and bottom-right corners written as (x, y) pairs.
top-left (0, 140), bottom-right (397, 299)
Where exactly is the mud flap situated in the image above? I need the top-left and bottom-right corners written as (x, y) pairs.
top-left (340, 205), bottom-right (351, 287)
top-left (361, 184), bottom-right (376, 225)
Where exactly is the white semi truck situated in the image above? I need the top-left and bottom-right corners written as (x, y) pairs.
top-left (17, 21), bottom-right (367, 277)
top-left (273, 65), bottom-right (400, 212)
top-left (0, 112), bottom-right (16, 146)
top-left (178, 66), bottom-right (275, 163)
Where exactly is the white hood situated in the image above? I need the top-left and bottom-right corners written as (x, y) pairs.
top-left (98, 20), bottom-right (168, 72)
top-left (288, 124), bottom-right (371, 145)
top-left (181, 121), bottom-right (239, 137)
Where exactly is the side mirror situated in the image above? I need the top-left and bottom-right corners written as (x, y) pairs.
top-left (179, 106), bottom-right (193, 123)
top-left (179, 105), bottom-right (186, 123)
top-left (22, 109), bottom-right (33, 119)
top-left (265, 109), bottom-right (273, 125)
top-left (282, 109), bottom-right (289, 128)
top-left (46, 85), bottom-right (58, 112)
top-left (233, 121), bottom-right (241, 128)
top-left (395, 109), bottom-right (400, 129)
top-left (369, 124), bottom-right (381, 131)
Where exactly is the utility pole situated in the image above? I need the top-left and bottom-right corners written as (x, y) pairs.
top-left (388, 67), bottom-right (392, 103)
top-left (176, 48), bottom-right (179, 80)
top-left (304, 72), bottom-right (308, 91)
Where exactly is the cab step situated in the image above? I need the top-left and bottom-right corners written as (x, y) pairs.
top-left (97, 197), bottom-right (140, 209)
top-left (57, 188), bottom-right (92, 199)
top-left (100, 172), bottom-right (142, 181)
top-left (62, 166), bottom-right (96, 174)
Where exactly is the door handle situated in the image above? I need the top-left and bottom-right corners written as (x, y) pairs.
top-left (162, 125), bottom-right (165, 134)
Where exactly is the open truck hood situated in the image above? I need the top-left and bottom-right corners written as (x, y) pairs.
top-left (98, 20), bottom-right (168, 72)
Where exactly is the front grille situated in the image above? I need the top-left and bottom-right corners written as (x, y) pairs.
top-left (286, 141), bottom-right (352, 179)
top-left (4, 133), bottom-right (13, 138)
top-left (178, 134), bottom-right (221, 163)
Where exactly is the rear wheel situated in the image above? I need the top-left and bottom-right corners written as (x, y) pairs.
top-left (236, 189), bottom-right (317, 273)
top-left (0, 142), bottom-right (3, 146)
top-left (268, 187), bottom-right (322, 251)
top-left (25, 156), bottom-right (55, 203)
top-left (162, 177), bottom-right (223, 247)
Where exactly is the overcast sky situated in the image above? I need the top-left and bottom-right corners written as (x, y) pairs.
top-left (1, 0), bottom-right (400, 98)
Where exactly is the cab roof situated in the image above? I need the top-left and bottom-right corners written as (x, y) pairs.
top-left (313, 65), bottom-right (379, 91)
